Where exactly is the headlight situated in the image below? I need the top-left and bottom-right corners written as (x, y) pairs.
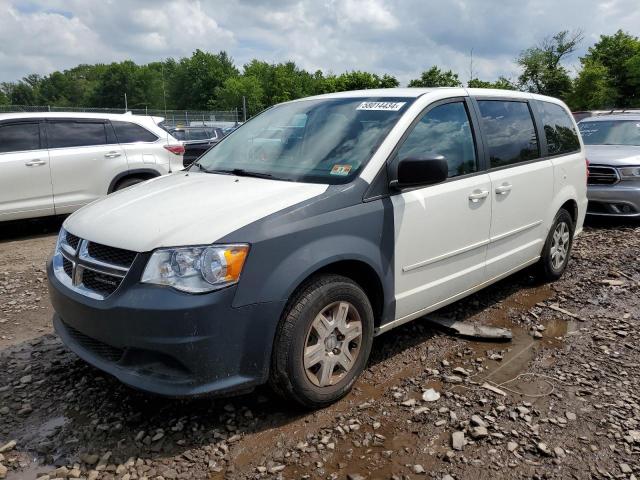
top-left (141, 244), bottom-right (249, 293)
top-left (619, 166), bottom-right (640, 178)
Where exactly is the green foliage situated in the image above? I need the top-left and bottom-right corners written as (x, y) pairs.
top-left (168, 50), bottom-right (239, 109)
top-left (467, 77), bottom-right (516, 90)
top-left (517, 30), bottom-right (582, 101)
top-left (408, 67), bottom-right (462, 87)
top-left (576, 30), bottom-right (640, 108)
top-left (570, 60), bottom-right (617, 110)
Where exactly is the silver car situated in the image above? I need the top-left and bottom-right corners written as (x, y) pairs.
top-left (578, 114), bottom-right (640, 217)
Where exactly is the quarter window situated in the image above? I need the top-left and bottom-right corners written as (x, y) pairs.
top-left (112, 121), bottom-right (158, 143)
top-left (0, 123), bottom-right (40, 153)
top-left (397, 102), bottom-right (477, 178)
top-left (540, 102), bottom-right (580, 155)
top-left (477, 100), bottom-right (539, 168)
top-left (48, 121), bottom-right (108, 148)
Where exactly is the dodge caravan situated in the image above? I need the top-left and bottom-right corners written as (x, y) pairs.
top-left (48, 88), bottom-right (587, 407)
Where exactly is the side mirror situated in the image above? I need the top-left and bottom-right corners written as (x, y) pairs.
top-left (390, 155), bottom-right (449, 189)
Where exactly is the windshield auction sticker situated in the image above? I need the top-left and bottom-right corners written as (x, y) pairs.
top-left (356, 101), bottom-right (406, 111)
top-left (330, 164), bottom-right (352, 176)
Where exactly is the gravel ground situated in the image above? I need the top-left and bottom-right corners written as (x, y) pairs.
top-left (0, 217), bottom-right (638, 480)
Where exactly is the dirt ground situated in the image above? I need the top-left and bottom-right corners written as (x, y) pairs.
top-left (0, 216), bottom-right (639, 480)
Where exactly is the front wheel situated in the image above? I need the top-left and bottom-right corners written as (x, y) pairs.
top-left (270, 275), bottom-right (374, 408)
top-left (536, 208), bottom-right (574, 281)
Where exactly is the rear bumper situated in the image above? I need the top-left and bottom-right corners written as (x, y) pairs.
top-left (48, 258), bottom-right (285, 397)
top-left (587, 183), bottom-right (640, 217)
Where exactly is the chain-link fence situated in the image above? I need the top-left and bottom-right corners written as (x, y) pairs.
top-left (0, 105), bottom-right (241, 127)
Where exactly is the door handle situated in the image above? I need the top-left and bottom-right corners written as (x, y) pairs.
top-left (468, 190), bottom-right (489, 202)
top-left (24, 159), bottom-right (46, 167)
top-left (495, 184), bottom-right (512, 195)
top-left (104, 151), bottom-right (121, 158)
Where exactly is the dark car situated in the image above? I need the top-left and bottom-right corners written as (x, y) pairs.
top-left (169, 127), bottom-right (225, 167)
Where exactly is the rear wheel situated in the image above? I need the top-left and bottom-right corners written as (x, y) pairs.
top-left (536, 208), bottom-right (574, 281)
top-left (270, 274), bottom-right (374, 408)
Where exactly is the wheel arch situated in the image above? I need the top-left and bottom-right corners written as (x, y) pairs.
top-left (289, 258), bottom-right (386, 328)
top-left (108, 168), bottom-right (162, 193)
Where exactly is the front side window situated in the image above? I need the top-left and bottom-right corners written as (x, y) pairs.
top-left (540, 102), bottom-right (580, 155)
top-left (48, 121), bottom-right (108, 148)
top-left (196, 97), bottom-right (413, 184)
top-left (578, 120), bottom-right (640, 146)
top-left (112, 121), bottom-right (158, 143)
top-left (397, 101), bottom-right (477, 178)
top-left (0, 123), bottom-right (40, 153)
top-left (477, 100), bottom-right (540, 168)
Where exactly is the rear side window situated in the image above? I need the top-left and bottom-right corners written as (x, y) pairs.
top-left (540, 102), bottom-right (580, 155)
top-left (112, 121), bottom-right (158, 143)
top-left (0, 123), bottom-right (40, 153)
top-left (477, 100), bottom-right (540, 168)
top-left (48, 121), bottom-right (107, 148)
top-left (397, 101), bottom-right (477, 178)
top-left (188, 129), bottom-right (212, 140)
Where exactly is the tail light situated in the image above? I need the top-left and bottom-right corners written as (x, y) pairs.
top-left (164, 144), bottom-right (185, 156)
top-left (585, 158), bottom-right (589, 184)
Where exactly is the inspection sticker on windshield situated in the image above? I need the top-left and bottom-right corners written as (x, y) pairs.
top-left (330, 164), bottom-right (352, 176)
top-left (356, 101), bottom-right (406, 111)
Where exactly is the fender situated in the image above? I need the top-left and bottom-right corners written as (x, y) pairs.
top-left (107, 168), bottom-right (162, 193)
top-left (222, 195), bottom-right (396, 324)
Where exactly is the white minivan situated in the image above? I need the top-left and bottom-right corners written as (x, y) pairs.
top-left (0, 112), bottom-right (184, 222)
top-left (48, 88), bottom-right (587, 407)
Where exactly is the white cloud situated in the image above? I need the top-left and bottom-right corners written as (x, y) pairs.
top-left (1, 0), bottom-right (639, 85)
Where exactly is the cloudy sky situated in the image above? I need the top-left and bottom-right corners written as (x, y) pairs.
top-left (1, 0), bottom-right (639, 85)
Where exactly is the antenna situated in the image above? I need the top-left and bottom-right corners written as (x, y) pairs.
top-left (469, 48), bottom-right (474, 84)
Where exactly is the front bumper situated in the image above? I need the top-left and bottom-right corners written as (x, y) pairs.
top-left (587, 182), bottom-right (640, 217)
top-left (47, 258), bottom-right (285, 397)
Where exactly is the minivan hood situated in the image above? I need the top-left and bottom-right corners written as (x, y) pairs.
top-left (585, 144), bottom-right (640, 166)
top-left (64, 172), bottom-right (328, 252)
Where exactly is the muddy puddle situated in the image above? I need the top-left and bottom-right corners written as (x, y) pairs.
top-left (239, 281), bottom-right (576, 477)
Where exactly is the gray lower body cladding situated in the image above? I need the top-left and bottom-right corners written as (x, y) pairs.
top-left (48, 258), bottom-right (285, 397)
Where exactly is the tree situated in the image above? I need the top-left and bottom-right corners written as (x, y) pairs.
top-left (408, 67), bottom-right (462, 87)
top-left (570, 60), bottom-right (616, 110)
top-left (215, 76), bottom-right (264, 115)
top-left (467, 77), bottom-right (516, 90)
top-left (517, 30), bottom-right (582, 100)
top-left (169, 50), bottom-right (239, 109)
top-left (579, 30), bottom-right (640, 107)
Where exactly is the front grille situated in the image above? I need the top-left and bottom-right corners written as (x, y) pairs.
top-left (87, 242), bottom-right (137, 268)
top-left (66, 232), bottom-right (80, 251)
top-left (588, 165), bottom-right (619, 185)
top-left (54, 233), bottom-right (137, 300)
top-left (62, 257), bottom-right (73, 277)
top-left (64, 322), bottom-right (124, 362)
top-left (82, 268), bottom-right (121, 296)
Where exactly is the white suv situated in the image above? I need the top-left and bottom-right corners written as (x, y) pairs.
top-left (48, 88), bottom-right (587, 407)
top-left (0, 112), bottom-right (184, 221)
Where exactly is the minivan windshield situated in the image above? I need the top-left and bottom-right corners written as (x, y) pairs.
top-left (194, 97), bottom-right (413, 184)
top-left (578, 120), bottom-right (640, 146)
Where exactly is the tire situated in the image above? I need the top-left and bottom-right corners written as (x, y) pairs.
top-left (270, 274), bottom-right (374, 409)
top-left (114, 177), bottom-right (145, 191)
top-left (536, 208), bottom-right (575, 282)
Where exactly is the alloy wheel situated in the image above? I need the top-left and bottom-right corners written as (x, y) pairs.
top-left (303, 301), bottom-right (363, 387)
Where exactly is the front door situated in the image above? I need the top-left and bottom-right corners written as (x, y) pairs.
top-left (0, 121), bottom-right (54, 221)
top-left (391, 99), bottom-right (492, 321)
